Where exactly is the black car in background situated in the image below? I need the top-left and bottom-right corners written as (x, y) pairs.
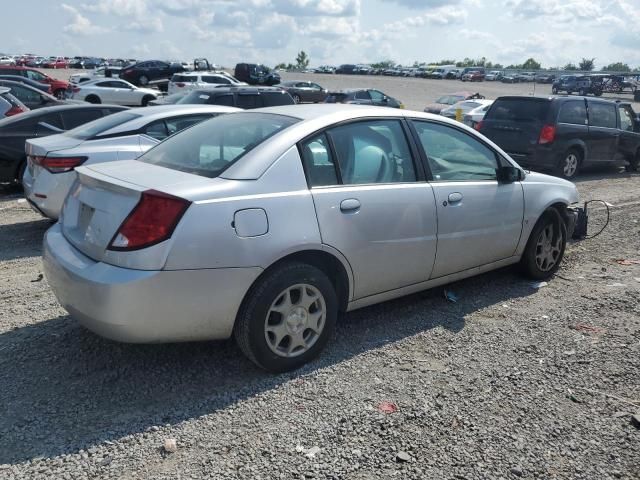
top-left (479, 96), bottom-right (640, 179)
top-left (0, 104), bottom-right (128, 183)
top-left (176, 86), bottom-right (294, 109)
top-left (0, 80), bottom-right (81, 110)
top-left (335, 64), bottom-right (357, 74)
top-left (233, 64), bottom-right (281, 86)
top-left (119, 60), bottom-right (186, 86)
top-left (279, 81), bottom-right (328, 103)
top-left (551, 75), bottom-right (600, 96)
top-left (535, 73), bottom-right (556, 84)
top-left (324, 88), bottom-right (404, 108)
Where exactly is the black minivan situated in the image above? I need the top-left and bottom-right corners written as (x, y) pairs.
top-left (478, 96), bottom-right (640, 179)
top-left (234, 64), bottom-right (281, 86)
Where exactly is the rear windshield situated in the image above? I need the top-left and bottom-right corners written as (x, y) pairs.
top-left (62, 111), bottom-right (140, 140)
top-left (486, 99), bottom-right (549, 122)
top-left (137, 113), bottom-right (299, 178)
top-left (261, 91), bottom-right (294, 106)
top-left (437, 95), bottom-right (465, 105)
top-left (171, 75), bottom-right (196, 83)
top-left (177, 91), bottom-right (223, 105)
top-left (325, 93), bottom-right (349, 103)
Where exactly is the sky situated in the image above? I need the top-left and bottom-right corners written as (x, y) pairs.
top-left (2, 0), bottom-right (639, 69)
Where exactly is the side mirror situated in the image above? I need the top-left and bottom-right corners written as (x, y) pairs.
top-left (497, 165), bottom-right (523, 183)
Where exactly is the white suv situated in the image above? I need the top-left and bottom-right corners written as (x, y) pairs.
top-left (168, 72), bottom-right (247, 95)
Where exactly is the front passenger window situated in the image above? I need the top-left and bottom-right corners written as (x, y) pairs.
top-left (413, 121), bottom-right (498, 181)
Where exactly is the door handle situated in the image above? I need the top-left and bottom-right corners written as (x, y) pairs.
top-left (448, 192), bottom-right (463, 203)
top-left (340, 198), bottom-right (361, 213)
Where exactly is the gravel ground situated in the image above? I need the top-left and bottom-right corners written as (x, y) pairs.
top-left (0, 167), bottom-right (639, 479)
top-left (45, 68), bottom-right (640, 113)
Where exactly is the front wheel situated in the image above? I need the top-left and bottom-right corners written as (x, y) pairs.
top-left (552, 87), bottom-right (559, 94)
top-left (138, 75), bottom-right (149, 86)
top-left (54, 89), bottom-right (66, 100)
top-left (141, 95), bottom-right (155, 106)
top-left (234, 262), bottom-right (338, 372)
top-left (292, 94), bottom-right (301, 104)
top-left (85, 95), bottom-right (101, 104)
top-left (520, 210), bottom-right (567, 280)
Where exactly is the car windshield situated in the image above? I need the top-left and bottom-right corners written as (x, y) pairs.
top-left (63, 111), bottom-right (141, 140)
top-left (437, 95), bottom-right (464, 105)
top-left (137, 113), bottom-right (299, 178)
top-left (488, 99), bottom-right (549, 122)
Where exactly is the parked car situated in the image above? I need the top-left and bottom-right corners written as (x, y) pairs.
top-left (518, 72), bottom-right (536, 82)
top-left (445, 69), bottom-right (462, 79)
top-left (501, 73), bottom-right (520, 84)
top-left (42, 57), bottom-right (67, 69)
top-left (462, 70), bottom-right (485, 82)
top-left (167, 72), bottom-right (246, 95)
top-left (42, 104), bottom-right (580, 372)
top-left (0, 56), bottom-right (16, 66)
top-left (335, 64), bottom-right (357, 74)
top-left (0, 104), bottom-right (127, 183)
top-left (119, 60), bottom-right (186, 86)
top-left (68, 79), bottom-right (158, 106)
top-left (0, 80), bottom-right (82, 110)
top-left (0, 66), bottom-right (69, 99)
top-left (148, 92), bottom-right (188, 106)
top-left (324, 89), bottom-right (404, 108)
top-left (478, 96), bottom-right (640, 178)
top-left (176, 86), bottom-right (294, 108)
top-left (24, 105), bottom-right (239, 219)
top-left (234, 63), bottom-right (281, 86)
top-left (424, 92), bottom-right (485, 114)
top-left (463, 100), bottom-right (494, 128)
top-left (485, 70), bottom-right (504, 81)
top-left (551, 75), bottom-right (596, 96)
top-left (535, 73), bottom-right (556, 84)
top-left (0, 75), bottom-right (51, 93)
top-left (69, 66), bottom-right (123, 84)
top-left (25, 56), bottom-right (46, 67)
top-left (280, 81), bottom-right (328, 103)
top-left (440, 98), bottom-right (494, 120)
top-left (0, 87), bottom-right (29, 118)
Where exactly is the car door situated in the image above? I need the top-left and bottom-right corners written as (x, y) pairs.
top-left (410, 120), bottom-right (524, 278)
top-left (302, 119), bottom-right (438, 300)
top-left (352, 90), bottom-right (372, 105)
top-left (310, 83), bottom-right (325, 102)
top-left (587, 100), bottom-right (619, 163)
top-left (110, 80), bottom-right (136, 105)
top-left (93, 81), bottom-right (116, 104)
top-left (616, 105), bottom-right (640, 162)
top-left (368, 89), bottom-right (388, 107)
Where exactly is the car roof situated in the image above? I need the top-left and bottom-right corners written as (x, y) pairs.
top-left (0, 104), bottom-right (128, 127)
top-left (326, 88), bottom-right (376, 93)
top-left (173, 71), bottom-right (229, 77)
top-left (190, 86), bottom-right (284, 94)
top-left (80, 78), bottom-right (135, 87)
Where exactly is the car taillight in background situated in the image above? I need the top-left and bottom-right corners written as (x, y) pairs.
top-left (538, 124), bottom-right (556, 144)
top-left (475, 120), bottom-right (484, 131)
top-left (30, 155), bottom-right (87, 173)
top-left (108, 190), bottom-right (191, 251)
top-left (5, 105), bottom-right (28, 117)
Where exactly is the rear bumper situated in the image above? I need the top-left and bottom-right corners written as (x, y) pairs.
top-left (43, 223), bottom-right (262, 343)
top-left (22, 167), bottom-right (71, 220)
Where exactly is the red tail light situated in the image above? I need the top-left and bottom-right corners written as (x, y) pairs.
top-left (538, 124), bottom-right (556, 144)
top-left (108, 190), bottom-right (191, 251)
top-left (5, 105), bottom-right (27, 117)
top-left (71, 86), bottom-right (81, 93)
top-left (31, 155), bottom-right (87, 173)
top-left (475, 120), bottom-right (484, 131)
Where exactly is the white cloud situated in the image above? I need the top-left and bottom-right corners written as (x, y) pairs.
top-left (62, 3), bottom-right (107, 35)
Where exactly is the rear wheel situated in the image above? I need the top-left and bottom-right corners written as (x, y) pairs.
top-left (141, 95), bottom-right (155, 106)
top-left (552, 86), bottom-right (559, 94)
top-left (138, 75), bottom-right (149, 86)
top-left (520, 210), bottom-right (567, 280)
top-left (234, 262), bottom-right (338, 372)
top-left (578, 87), bottom-right (587, 96)
top-left (85, 95), bottom-right (101, 104)
top-left (556, 148), bottom-right (581, 179)
top-left (16, 160), bottom-right (26, 185)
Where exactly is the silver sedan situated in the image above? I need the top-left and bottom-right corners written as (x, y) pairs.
top-left (44, 104), bottom-right (579, 372)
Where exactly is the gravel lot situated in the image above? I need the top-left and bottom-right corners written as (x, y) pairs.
top-left (1, 167), bottom-right (639, 479)
top-left (48, 68), bottom-right (640, 112)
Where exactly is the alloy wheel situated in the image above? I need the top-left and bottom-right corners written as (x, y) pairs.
top-left (535, 224), bottom-right (562, 272)
top-left (264, 284), bottom-right (326, 358)
top-left (563, 153), bottom-right (579, 178)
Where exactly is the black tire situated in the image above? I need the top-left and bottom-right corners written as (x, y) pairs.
top-left (54, 89), bottom-right (66, 100)
top-left (292, 94), bottom-right (301, 104)
top-left (141, 95), bottom-right (155, 107)
top-left (555, 148), bottom-right (581, 180)
top-left (85, 95), bottom-right (101, 104)
top-left (234, 262), bottom-right (338, 373)
top-left (138, 75), bottom-right (149, 86)
top-left (520, 210), bottom-right (567, 280)
top-left (626, 149), bottom-right (640, 172)
top-left (16, 160), bottom-right (26, 185)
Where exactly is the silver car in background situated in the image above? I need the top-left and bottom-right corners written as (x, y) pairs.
top-left (43, 105), bottom-right (579, 372)
top-left (23, 104), bottom-right (240, 219)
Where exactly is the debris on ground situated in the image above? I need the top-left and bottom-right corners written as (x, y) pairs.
top-left (30, 273), bottom-right (43, 283)
top-left (163, 438), bottom-right (177, 454)
top-left (377, 401), bottom-right (398, 414)
top-left (529, 281), bottom-right (548, 289)
top-left (444, 289), bottom-right (458, 303)
top-left (396, 451), bottom-right (411, 463)
top-left (614, 259), bottom-right (640, 266)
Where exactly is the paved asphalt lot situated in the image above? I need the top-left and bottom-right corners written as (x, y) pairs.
top-left (0, 71), bottom-right (638, 479)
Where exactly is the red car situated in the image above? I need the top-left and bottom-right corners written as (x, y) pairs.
top-left (0, 66), bottom-right (69, 99)
top-left (462, 71), bottom-right (485, 82)
top-left (42, 57), bottom-right (68, 69)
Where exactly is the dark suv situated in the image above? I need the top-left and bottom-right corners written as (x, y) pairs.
top-left (119, 60), bottom-right (185, 86)
top-left (176, 86), bottom-right (294, 108)
top-left (478, 96), bottom-right (640, 178)
top-left (234, 64), bottom-right (281, 86)
top-left (552, 75), bottom-right (601, 96)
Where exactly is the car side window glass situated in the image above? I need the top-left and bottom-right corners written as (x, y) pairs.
top-left (326, 120), bottom-right (417, 184)
top-left (95, 81), bottom-right (110, 87)
top-left (299, 133), bottom-right (339, 187)
top-left (262, 92), bottom-right (293, 106)
top-left (26, 70), bottom-right (45, 81)
top-left (165, 114), bottom-right (212, 136)
top-left (619, 107), bottom-right (634, 132)
top-left (62, 109), bottom-right (104, 129)
top-left (589, 102), bottom-right (617, 129)
top-left (236, 94), bottom-right (261, 109)
top-left (412, 121), bottom-right (498, 181)
top-left (311, 83), bottom-right (322, 89)
top-left (144, 120), bottom-right (169, 140)
top-left (35, 112), bottom-right (64, 135)
top-left (211, 94), bottom-right (234, 106)
top-left (369, 90), bottom-right (385, 101)
top-left (558, 101), bottom-right (587, 125)
top-left (12, 85), bottom-right (41, 104)
top-left (354, 90), bottom-right (370, 100)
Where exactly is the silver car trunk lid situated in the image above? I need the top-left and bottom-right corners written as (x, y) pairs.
top-left (26, 134), bottom-right (84, 157)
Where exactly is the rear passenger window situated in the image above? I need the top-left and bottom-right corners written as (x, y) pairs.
top-left (558, 101), bottom-right (587, 125)
top-left (413, 121), bottom-right (498, 181)
top-left (211, 94), bottom-right (234, 106)
top-left (236, 94), bottom-right (261, 109)
top-left (261, 92), bottom-right (294, 106)
top-left (326, 120), bottom-right (417, 184)
top-left (300, 133), bottom-right (339, 187)
top-left (355, 90), bottom-right (370, 100)
top-left (62, 109), bottom-right (104, 129)
top-left (589, 102), bottom-right (617, 129)
top-left (144, 120), bottom-right (168, 140)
